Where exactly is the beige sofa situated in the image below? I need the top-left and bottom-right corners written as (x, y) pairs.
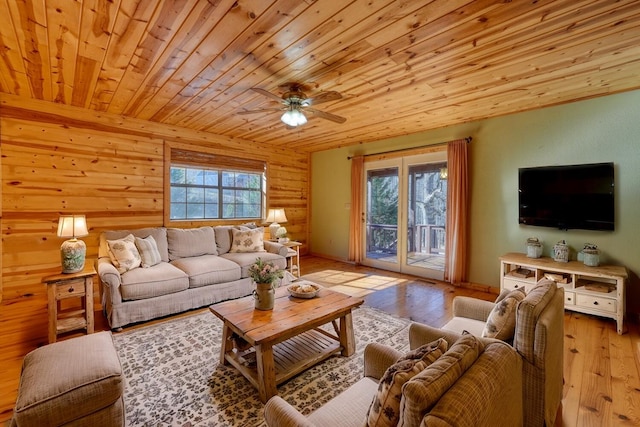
top-left (264, 333), bottom-right (523, 427)
top-left (410, 279), bottom-right (564, 427)
top-left (97, 225), bottom-right (289, 329)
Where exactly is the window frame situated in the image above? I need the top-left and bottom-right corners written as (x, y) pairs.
top-left (165, 146), bottom-right (267, 225)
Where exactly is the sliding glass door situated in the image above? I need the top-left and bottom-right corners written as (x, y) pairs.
top-left (363, 152), bottom-right (447, 280)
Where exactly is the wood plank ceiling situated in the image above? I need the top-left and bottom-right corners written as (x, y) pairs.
top-left (1, 0), bottom-right (639, 152)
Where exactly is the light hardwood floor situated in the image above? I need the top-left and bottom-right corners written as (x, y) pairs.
top-left (2, 256), bottom-right (639, 425)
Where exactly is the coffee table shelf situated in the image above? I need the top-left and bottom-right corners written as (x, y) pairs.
top-left (226, 328), bottom-right (341, 390)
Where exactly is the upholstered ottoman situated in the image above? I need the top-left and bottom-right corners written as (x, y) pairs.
top-left (11, 331), bottom-right (124, 426)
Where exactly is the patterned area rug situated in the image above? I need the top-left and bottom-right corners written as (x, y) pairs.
top-left (112, 306), bottom-right (411, 427)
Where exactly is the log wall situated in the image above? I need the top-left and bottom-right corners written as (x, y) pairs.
top-left (0, 94), bottom-right (310, 357)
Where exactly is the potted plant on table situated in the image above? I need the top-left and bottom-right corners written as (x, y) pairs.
top-left (248, 258), bottom-right (284, 310)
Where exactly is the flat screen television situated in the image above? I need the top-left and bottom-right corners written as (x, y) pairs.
top-left (518, 162), bottom-right (614, 231)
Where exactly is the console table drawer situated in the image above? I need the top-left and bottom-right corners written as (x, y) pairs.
top-left (576, 294), bottom-right (616, 313)
top-left (503, 278), bottom-right (533, 292)
top-left (564, 291), bottom-right (575, 305)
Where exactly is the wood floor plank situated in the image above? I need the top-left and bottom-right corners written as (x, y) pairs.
top-left (577, 316), bottom-right (614, 426)
top-left (562, 311), bottom-right (586, 427)
top-left (608, 324), bottom-right (640, 424)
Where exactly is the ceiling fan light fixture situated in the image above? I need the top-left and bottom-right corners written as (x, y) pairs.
top-left (281, 107), bottom-right (307, 127)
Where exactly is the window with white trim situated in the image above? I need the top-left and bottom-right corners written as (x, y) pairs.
top-left (169, 149), bottom-right (266, 221)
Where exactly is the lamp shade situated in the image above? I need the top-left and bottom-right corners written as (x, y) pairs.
top-left (265, 208), bottom-right (287, 224)
top-left (57, 215), bottom-right (89, 238)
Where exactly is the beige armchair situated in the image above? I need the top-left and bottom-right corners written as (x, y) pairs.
top-left (264, 336), bottom-right (523, 427)
top-left (409, 279), bottom-right (564, 427)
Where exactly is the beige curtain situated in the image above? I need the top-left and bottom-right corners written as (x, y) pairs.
top-left (348, 156), bottom-right (364, 263)
top-left (444, 139), bottom-right (469, 284)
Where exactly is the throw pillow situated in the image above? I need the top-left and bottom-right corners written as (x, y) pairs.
top-left (134, 235), bottom-right (162, 268)
top-left (367, 338), bottom-right (448, 427)
top-left (107, 234), bottom-right (141, 274)
top-left (229, 227), bottom-right (266, 253)
top-left (400, 333), bottom-right (485, 427)
top-left (482, 288), bottom-right (526, 340)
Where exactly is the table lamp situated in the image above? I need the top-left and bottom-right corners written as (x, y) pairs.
top-left (57, 215), bottom-right (89, 273)
top-left (265, 208), bottom-right (287, 240)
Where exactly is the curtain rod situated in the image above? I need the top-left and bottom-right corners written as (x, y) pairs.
top-left (347, 136), bottom-right (472, 160)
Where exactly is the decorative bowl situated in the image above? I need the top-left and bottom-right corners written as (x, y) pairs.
top-left (287, 282), bottom-right (321, 299)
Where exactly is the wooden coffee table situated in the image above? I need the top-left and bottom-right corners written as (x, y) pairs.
top-left (209, 285), bottom-right (364, 403)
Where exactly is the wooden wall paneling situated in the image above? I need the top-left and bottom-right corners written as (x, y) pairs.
top-left (0, 95), bottom-right (311, 360)
top-left (0, 113), bottom-right (165, 358)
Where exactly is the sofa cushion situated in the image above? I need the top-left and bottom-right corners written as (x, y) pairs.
top-left (482, 288), bottom-right (526, 340)
top-left (170, 255), bottom-right (242, 287)
top-left (400, 333), bottom-right (485, 427)
top-left (307, 377), bottom-right (379, 427)
top-left (135, 235), bottom-right (162, 268)
top-left (101, 227), bottom-right (169, 262)
top-left (367, 338), bottom-right (447, 427)
top-left (166, 227), bottom-right (217, 261)
top-left (107, 234), bottom-right (142, 274)
top-left (214, 226), bottom-right (234, 255)
top-left (230, 227), bottom-right (266, 253)
top-left (12, 332), bottom-right (123, 426)
top-left (221, 251), bottom-right (286, 278)
top-left (120, 262), bottom-right (189, 301)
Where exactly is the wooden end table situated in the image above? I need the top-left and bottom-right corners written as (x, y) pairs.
top-left (42, 263), bottom-right (96, 343)
top-left (283, 241), bottom-right (302, 277)
top-left (210, 285), bottom-right (364, 403)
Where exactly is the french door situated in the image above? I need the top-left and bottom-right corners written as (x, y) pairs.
top-left (362, 152), bottom-right (447, 280)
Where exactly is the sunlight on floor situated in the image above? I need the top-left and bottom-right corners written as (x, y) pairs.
top-left (304, 269), bottom-right (408, 297)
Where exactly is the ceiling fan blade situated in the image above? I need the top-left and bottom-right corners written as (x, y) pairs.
top-left (251, 87), bottom-right (284, 102)
top-left (237, 108), bottom-right (284, 115)
top-left (303, 91), bottom-right (342, 106)
top-left (305, 107), bottom-right (347, 124)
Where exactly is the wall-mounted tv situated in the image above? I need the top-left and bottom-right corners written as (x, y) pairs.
top-left (518, 162), bottom-right (614, 231)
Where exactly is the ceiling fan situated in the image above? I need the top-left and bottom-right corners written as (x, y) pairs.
top-left (238, 83), bottom-right (347, 127)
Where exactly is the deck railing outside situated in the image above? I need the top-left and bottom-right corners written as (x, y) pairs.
top-left (366, 223), bottom-right (445, 255)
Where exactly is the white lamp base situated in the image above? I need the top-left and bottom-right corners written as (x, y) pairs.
top-left (269, 223), bottom-right (280, 241)
top-left (61, 238), bottom-right (86, 273)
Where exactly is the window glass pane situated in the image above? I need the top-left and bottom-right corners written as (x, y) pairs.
top-left (204, 203), bottom-right (219, 218)
top-left (236, 173), bottom-right (250, 188)
top-left (171, 187), bottom-right (186, 202)
top-left (222, 172), bottom-right (235, 187)
top-left (186, 204), bottom-right (204, 219)
top-left (186, 169), bottom-right (203, 185)
top-left (205, 188), bottom-right (218, 201)
top-left (170, 167), bottom-right (186, 184)
top-left (187, 187), bottom-right (205, 203)
top-left (171, 203), bottom-right (186, 219)
top-left (204, 170), bottom-right (218, 186)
